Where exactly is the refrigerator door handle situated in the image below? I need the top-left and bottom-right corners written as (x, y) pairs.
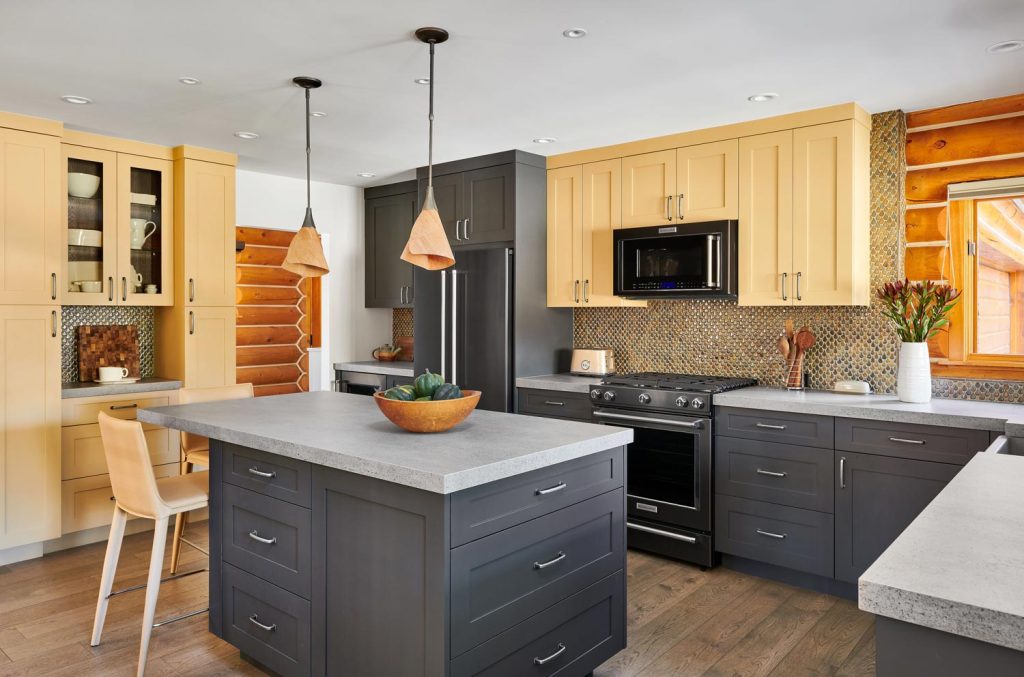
top-left (504, 248), bottom-right (512, 411)
top-left (451, 270), bottom-right (458, 386)
top-left (440, 271), bottom-right (447, 381)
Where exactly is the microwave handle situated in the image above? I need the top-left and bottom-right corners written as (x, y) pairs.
top-left (707, 234), bottom-right (722, 290)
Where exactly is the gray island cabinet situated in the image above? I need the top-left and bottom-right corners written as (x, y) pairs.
top-left (139, 391), bottom-right (632, 677)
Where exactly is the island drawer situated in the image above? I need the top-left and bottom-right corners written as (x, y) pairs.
top-left (221, 563), bottom-right (311, 677)
top-left (715, 436), bottom-right (835, 513)
top-left (450, 447), bottom-right (624, 547)
top-left (835, 418), bottom-right (989, 465)
top-left (450, 488), bottom-right (624, 656)
top-left (518, 388), bottom-right (593, 422)
top-left (716, 407), bottom-right (834, 448)
top-left (451, 570), bottom-right (624, 677)
top-left (222, 443), bottom-right (312, 508)
top-left (715, 494), bottom-right (834, 578)
top-left (222, 484), bottom-right (312, 599)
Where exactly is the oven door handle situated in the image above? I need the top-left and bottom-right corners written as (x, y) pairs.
top-left (594, 410), bottom-right (703, 429)
top-left (627, 521), bottom-right (697, 544)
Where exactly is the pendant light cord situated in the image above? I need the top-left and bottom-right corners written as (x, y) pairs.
top-left (428, 41), bottom-right (435, 187)
top-left (305, 86), bottom-right (312, 211)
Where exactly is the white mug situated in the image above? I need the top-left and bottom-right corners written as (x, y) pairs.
top-left (98, 366), bottom-right (129, 382)
top-left (129, 219), bottom-right (157, 249)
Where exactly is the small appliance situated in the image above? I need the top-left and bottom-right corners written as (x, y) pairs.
top-left (570, 348), bottom-right (615, 376)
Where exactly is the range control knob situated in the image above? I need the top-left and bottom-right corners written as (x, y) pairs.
top-left (638, 393), bottom-right (651, 404)
top-left (590, 388), bottom-right (602, 400)
top-left (602, 390), bottom-right (616, 402)
top-left (690, 397), bottom-right (705, 409)
top-left (675, 396), bottom-right (689, 408)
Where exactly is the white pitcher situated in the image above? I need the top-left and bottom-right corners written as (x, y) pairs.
top-left (129, 219), bottom-right (157, 249)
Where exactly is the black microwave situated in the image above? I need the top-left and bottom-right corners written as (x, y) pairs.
top-left (613, 220), bottom-right (738, 299)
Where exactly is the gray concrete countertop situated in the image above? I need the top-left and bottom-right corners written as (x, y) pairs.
top-left (334, 360), bottom-right (414, 377)
top-left (714, 387), bottom-right (1024, 432)
top-left (859, 453), bottom-right (1024, 651)
top-left (61, 377), bottom-right (182, 399)
top-left (139, 391), bottom-right (632, 494)
top-left (516, 373), bottom-right (605, 394)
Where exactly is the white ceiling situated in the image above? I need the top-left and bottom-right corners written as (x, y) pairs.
top-left (2, 0), bottom-right (1023, 187)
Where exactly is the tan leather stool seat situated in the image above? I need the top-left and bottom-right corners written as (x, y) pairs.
top-left (155, 472), bottom-right (208, 514)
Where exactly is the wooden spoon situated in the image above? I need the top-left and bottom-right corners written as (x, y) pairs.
top-left (788, 329), bottom-right (817, 388)
top-left (785, 319), bottom-right (795, 341)
top-left (777, 334), bottom-right (790, 360)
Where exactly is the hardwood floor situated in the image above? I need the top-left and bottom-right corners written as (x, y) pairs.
top-left (0, 523), bottom-right (875, 676)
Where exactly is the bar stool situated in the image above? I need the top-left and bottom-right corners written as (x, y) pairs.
top-left (91, 411), bottom-right (210, 676)
top-left (170, 382), bottom-right (254, 574)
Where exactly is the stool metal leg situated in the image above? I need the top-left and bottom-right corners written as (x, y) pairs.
top-left (137, 516), bottom-right (168, 677)
top-left (91, 505), bottom-right (128, 646)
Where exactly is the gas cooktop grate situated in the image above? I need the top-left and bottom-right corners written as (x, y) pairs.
top-left (601, 372), bottom-right (757, 393)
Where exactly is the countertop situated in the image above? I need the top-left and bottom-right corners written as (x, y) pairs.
top-left (61, 377), bottom-right (183, 399)
top-left (334, 360), bottom-right (414, 377)
top-left (515, 373), bottom-right (605, 394)
top-left (859, 452), bottom-right (1024, 651)
top-left (714, 387), bottom-right (1024, 432)
top-left (138, 391), bottom-right (632, 494)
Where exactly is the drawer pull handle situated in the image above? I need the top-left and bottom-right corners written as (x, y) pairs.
top-left (533, 551), bottom-right (566, 570)
top-left (755, 423), bottom-right (787, 430)
top-left (248, 614), bottom-right (277, 632)
top-left (248, 530), bottom-right (277, 545)
top-left (543, 400), bottom-right (564, 406)
top-left (756, 468), bottom-right (787, 478)
top-left (889, 437), bottom-right (925, 445)
top-left (109, 403), bottom-right (138, 410)
top-left (756, 528), bottom-right (787, 540)
top-left (534, 643), bottom-right (567, 666)
top-left (247, 467), bottom-right (277, 479)
top-left (627, 521), bottom-right (697, 543)
top-left (635, 502), bottom-right (659, 513)
top-left (535, 482), bottom-right (567, 496)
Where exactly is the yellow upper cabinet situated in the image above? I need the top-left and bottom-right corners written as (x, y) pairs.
top-left (738, 131), bottom-right (793, 306)
top-left (63, 145), bottom-right (116, 305)
top-left (676, 140), bottom-right (738, 223)
top-left (177, 158), bottom-right (236, 307)
top-left (582, 160), bottom-right (644, 307)
top-left (117, 154), bottom-right (173, 306)
top-left (621, 150), bottom-right (676, 228)
top-left (546, 166), bottom-right (581, 307)
top-left (0, 128), bottom-right (61, 305)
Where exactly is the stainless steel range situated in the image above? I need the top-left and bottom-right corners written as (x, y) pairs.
top-left (590, 372), bottom-right (756, 568)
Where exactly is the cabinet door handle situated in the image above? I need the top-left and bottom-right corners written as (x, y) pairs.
top-left (756, 528), bottom-right (787, 540)
top-left (573, 280), bottom-right (580, 304)
top-left (109, 404), bottom-right (138, 410)
top-left (543, 400), bottom-right (564, 407)
top-left (677, 193), bottom-right (685, 220)
top-left (535, 481), bottom-right (566, 496)
top-left (188, 311), bottom-right (195, 335)
top-left (51, 310), bottom-right (58, 337)
top-left (188, 278), bottom-right (195, 303)
top-left (533, 551), bottom-right (566, 570)
top-left (400, 286), bottom-right (406, 304)
top-left (247, 466), bottom-right (277, 478)
top-left (533, 643), bottom-right (566, 666)
top-left (665, 195), bottom-right (673, 221)
top-left (781, 272), bottom-right (788, 301)
top-left (51, 272), bottom-right (57, 300)
top-left (121, 277), bottom-right (127, 302)
top-left (108, 276), bottom-right (114, 302)
top-left (755, 422), bottom-right (787, 430)
top-left (454, 219), bottom-right (462, 241)
top-left (888, 437), bottom-right (925, 445)
top-left (583, 279), bottom-right (589, 303)
top-left (796, 271), bottom-right (802, 301)
top-left (756, 468), bottom-right (787, 478)
top-left (248, 530), bottom-right (277, 545)
top-left (464, 217), bottom-right (471, 239)
top-left (840, 456), bottom-right (846, 489)
top-left (248, 614), bottom-right (277, 632)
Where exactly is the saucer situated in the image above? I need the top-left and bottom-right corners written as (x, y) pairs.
top-left (93, 377), bottom-right (141, 384)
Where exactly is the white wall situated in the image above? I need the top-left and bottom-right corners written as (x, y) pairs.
top-left (236, 169), bottom-right (391, 389)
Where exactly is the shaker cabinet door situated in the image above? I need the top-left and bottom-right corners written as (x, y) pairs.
top-left (546, 165), bottom-right (582, 307)
top-left (676, 139), bottom-right (738, 223)
top-left (181, 159), bottom-right (235, 307)
top-left (185, 306), bottom-right (236, 388)
top-left (117, 153), bottom-right (173, 306)
top-left (463, 163), bottom-right (514, 244)
top-left (365, 190), bottom-right (416, 308)
top-left (621, 149), bottom-right (676, 229)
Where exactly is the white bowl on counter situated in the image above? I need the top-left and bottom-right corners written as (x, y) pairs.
top-left (68, 228), bottom-right (102, 247)
top-left (68, 172), bottom-right (101, 199)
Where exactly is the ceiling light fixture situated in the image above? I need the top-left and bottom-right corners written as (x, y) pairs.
top-left (401, 27), bottom-right (455, 271)
top-left (562, 28), bottom-right (587, 39)
top-left (310, 111), bottom-right (327, 117)
top-left (61, 95), bottom-right (92, 105)
top-left (178, 77), bottom-right (201, 85)
top-left (747, 93), bottom-right (779, 102)
top-left (357, 172), bottom-right (376, 178)
top-left (987, 40), bottom-right (1024, 54)
top-left (414, 78), bottom-right (431, 85)
top-left (234, 131), bottom-right (260, 139)
top-left (283, 76), bottom-right (330, 278)
top-left (533, 137), bottom-right (557, 144)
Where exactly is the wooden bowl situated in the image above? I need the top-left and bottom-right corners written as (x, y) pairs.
top-left (374, 352), bottom-right (400, 362)
top-left (373, 390), bottom-right (481, 433)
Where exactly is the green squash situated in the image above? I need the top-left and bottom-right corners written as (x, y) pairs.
top-left (431, 383), bottom-right (463, 400)
top-left (415, 395), bottom-right (432, 401)
top-left (414, 370), bottom-right (444, 398)
top-left (383, 386), bottom-right (415, 401)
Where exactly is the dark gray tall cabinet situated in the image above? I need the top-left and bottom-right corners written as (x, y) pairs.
top-left (364, 180), bottom-right (417, 308)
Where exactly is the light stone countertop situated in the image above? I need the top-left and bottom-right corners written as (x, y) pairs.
top-left (334, 360), bottom-right (414, 377)
top-left (859, 452), bottom-right (1024, 651)
top-left (61, 377), bottom-right (183, 399)
top-left (516, 373), bottom-right (605, 394)
top-left (714, 387), bottom-right (1024, 433)
top-left (138, 391), bottom-right (632, 494)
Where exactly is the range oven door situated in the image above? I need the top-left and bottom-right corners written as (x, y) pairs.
top-left (593, 408), bottom-right (712, 534)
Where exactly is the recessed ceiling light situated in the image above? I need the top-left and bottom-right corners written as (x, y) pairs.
top-left (562, 28), bottom-right (587, 39)
top-left (310, 111), bottom-right (327, 117)
top-left (357, 172), bottom-right (376, 178)
top-left (532, 137), bottom-right (557, 144)
top-left (234, 131), bottom-right (260, 140)
top-left (178, 77), bottom-right (201, 85)
top-left (61, 95), bottom-right (92, 105)
top-left (414, 78), bottom-right (431, 85)
top-left (747, 93), bottom-right (779, 102)
top-left (987, 40), bottom-right (1024, 54)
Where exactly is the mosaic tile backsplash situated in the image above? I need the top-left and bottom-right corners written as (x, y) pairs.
top-left (61, 306), bottom-right (155, 382)
top-left (393, 307), bottom-right (413, 345)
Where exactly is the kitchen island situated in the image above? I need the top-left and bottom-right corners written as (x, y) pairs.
top-left (139, 391), bottom-right (632, 677)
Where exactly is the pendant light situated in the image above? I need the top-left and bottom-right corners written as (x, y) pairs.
top-left (401, 27), bottom-right (455, 270)
top-left (283, 76), bottom-right (330, 277)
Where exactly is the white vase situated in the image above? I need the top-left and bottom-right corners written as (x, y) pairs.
top-left (897, 342), bottom-right (932, 403)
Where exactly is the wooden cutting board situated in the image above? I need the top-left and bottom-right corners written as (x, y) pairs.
top-left (77, 325), bottom-right (140, 382)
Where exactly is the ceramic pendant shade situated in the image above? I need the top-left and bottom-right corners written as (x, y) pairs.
top-left (283, 76), bottom-right (330, 277)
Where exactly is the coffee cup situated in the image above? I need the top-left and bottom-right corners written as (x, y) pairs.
top-left (145, 284), bottom-right (157, 294)
top-left (97, 366), bottom-right (129, 382)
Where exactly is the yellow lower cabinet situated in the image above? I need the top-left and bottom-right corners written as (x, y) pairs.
top-left (61, 462), bottom-right (178, 535)
top-left (61, 423), bottom-right (176, 480)
top-left (157, 304), bottom-right (236, 387)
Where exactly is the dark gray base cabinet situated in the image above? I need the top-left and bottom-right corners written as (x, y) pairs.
top-left (517, 388), bottom-right (593, 422)
top-left (209, 440), bottom-right (627, 676)
top-left (876, 616), bottom-right (1024, 677)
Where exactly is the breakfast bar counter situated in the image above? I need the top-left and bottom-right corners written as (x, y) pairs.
top-left (139, 391), bottom-right (631, 676)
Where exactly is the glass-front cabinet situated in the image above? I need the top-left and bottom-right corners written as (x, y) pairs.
top-left (62, 147), bottom-right (173, 305)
